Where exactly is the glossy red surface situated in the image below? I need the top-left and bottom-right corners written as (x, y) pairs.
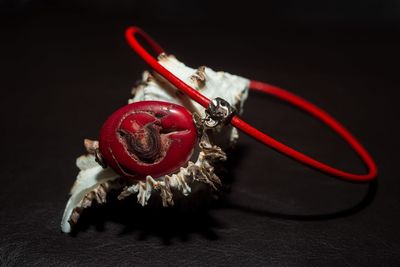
top-left (99, 101), bottom-right (197, 180)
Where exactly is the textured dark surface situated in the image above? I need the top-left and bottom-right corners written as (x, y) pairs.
top-left (1, 4), bottom-right (400, 266)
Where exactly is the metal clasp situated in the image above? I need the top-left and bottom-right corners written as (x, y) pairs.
top-left (203, 97), bottom-right (236, 128)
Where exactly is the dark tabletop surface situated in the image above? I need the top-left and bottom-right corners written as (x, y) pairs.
top-left (1, 2), bottom-right (400, 266)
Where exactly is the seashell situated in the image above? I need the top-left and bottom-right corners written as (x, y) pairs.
top-left (61, 55), bottom-right (249, 233)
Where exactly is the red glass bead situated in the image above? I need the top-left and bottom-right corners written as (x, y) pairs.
top-left (99, 101), bottom-right (197, 180)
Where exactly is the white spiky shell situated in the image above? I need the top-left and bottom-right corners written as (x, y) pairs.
top-left (61, 55), bottom-right (249, 233)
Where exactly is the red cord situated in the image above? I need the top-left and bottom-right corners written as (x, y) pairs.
top-left (233, 81), bottom-right (377, 182)
top-left (125, 27), bottom-right (210, 107)
top-left (125, 26), bottom-right (378, 183)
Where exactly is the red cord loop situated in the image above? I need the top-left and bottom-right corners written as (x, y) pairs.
top-left (125, 26), bottom-right (378, 183)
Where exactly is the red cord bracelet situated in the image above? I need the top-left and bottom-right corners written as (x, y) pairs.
top-left (124, 26), bottom-right (378, 183)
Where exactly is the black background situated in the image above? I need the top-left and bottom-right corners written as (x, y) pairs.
top-left (1, 1), bottom-right (400, 266)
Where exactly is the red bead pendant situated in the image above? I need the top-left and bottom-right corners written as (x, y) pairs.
top-left (99, 101), bottom-right (197, 180)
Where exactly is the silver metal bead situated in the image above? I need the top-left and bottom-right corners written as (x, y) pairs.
top-left (203, 97), bottom-right (236, 128)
